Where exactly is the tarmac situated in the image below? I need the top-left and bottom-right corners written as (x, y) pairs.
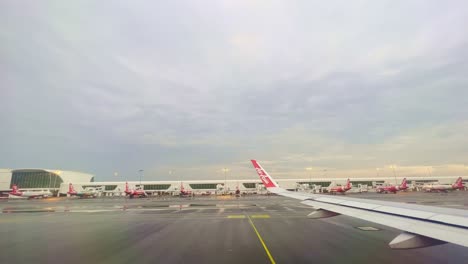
top-left (1, 191), bottom-right (467, 264)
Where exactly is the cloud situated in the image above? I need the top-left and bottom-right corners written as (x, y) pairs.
top-left (1, 0), bottom-right (468, 180)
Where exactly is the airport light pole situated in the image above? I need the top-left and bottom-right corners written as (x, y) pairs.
top-left (235, 170), bottom-right (239, 191)
top-left (390, 165), bottom-right (397, 185)
top-left (426, 167), bottom-right (433, 177)
top-left (168, 170), bottom-right (174, 194)
top-left (113, 172), bottom-right (120, 195)
top-left (169, 170), bottom-right (180, 193)
top-left (138, 169), bottom-right (144, 188)
top-left (223, 168), bottom-right (229, 194)
top-left (306, 167), bottom-right (313, 189)
top-left (169, 170), bottom-right (174, 184)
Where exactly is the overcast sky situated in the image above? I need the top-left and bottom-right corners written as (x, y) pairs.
top-left (1, 0), bottom-right (468, 181)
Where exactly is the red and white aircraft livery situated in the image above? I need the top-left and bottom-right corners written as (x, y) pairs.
top-left (328, 179), bottom-right (352, 194)
top-left (180, 182), bottom-right (191, 196)
top-left (422, 177), bottom-right (464, 192)
top-left (251, 160), bottom-right (279, 189)
top-left (377, 178), bottom-right (408, 194)
top-left (8, 185), bottom-right (52, 199)
top-left (67, 183), bottom-right (98, 198)
top-left (251, 159), bottom-right (468, 249)
top-left (124, 182), bottom-right (147, 198)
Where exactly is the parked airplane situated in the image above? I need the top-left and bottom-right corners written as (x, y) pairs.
top-left (251, 159), bottom-right (468, 249)
top-left (179, 182), bottom-right (191, 197)
top-left (328, 179), bottom-right (351, 194)
top-left (124, 182), bottom-right (147, 198)
top-left (377, 178), bottom-right (408, 194)
top-left (422, 177), bottom-right (464, 192)
top-left (8, 185), bottom-right (52, 199)
top-left (67, 183), bottom-right (98, 198)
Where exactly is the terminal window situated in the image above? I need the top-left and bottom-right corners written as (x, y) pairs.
top-left (144, 184), bottom-right (171, 190)
top-left (298, 181), bottom-right (331, 187)
top-left (189, 184), bottom-right (217, 189)
top-left (242, 183), bottom-right (256, 188)
top-left (105, 185), bottom-right (118, 191)
top-left (11, 171), bottom-right (63, 188)
top-left (351, 181), bottom-right (373, 186)
top-left (83, 185), bottom-right (102, 189)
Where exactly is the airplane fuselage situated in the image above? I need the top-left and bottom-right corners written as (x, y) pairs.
top-left (8, 191), bottom-right (52, 199)
top-left (377, 186), bottom-right (407, 193)
top-left (69, 192), bottom-right (97, 198)
top-left (422, 184), bottom-right (458, 192)
top-left (125, 189), bottom-right (146, 198)
top-left (329, 186), bottom-right (351, 194)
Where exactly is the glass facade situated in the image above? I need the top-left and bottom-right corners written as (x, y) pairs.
top-left (144, 184), bottom-right (171, 190)
top-left (414, 180), bottom-right (437, 183)
top-left (243, 183), bottom-right (257, 188)
top-left (82, 185), bottom-right (102, 189)
top-left (298, 181), bottom-right (331, 187)
top-left (350, 181), bottom-right (374, 186)
top-left (189, 184), bottom-right (217, 189)
top-left (105, 185), bottom-right (118, 191)
top-left (11, 170), bottom-right (63, 189)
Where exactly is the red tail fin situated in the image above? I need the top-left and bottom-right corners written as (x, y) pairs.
top-left (125, 182), bottom-right (130, 192)
top-left (345, 179), bottom-right (351, 189)
top-left (10, 184), bottom-right (21, 195)
top-left (453, 177), bottom-right (463, 189)
top-left (400, 178), bottom-right (407, 189)
top-left (251, 160), bottom-right (278, 188)
top-left (68, 183), bottom-right (76, 194)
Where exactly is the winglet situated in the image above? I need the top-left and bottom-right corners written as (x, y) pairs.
top-left (251, 160), bottom-right (278, 188)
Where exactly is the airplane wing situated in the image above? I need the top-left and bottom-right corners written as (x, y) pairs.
top-left (251, 160), bottom-right (468, 249)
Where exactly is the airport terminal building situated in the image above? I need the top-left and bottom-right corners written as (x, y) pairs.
top-left (58, 176), bottom-right (466, 197)
top-left (1, 168), bottom-right (466, 196)
top-left (0, 169), bottom-right (94, 194)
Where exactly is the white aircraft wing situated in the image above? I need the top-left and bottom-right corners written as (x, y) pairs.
top-left (251, 160), bottom-right (468, 249)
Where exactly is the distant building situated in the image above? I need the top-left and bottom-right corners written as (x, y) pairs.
top-left (0, 168), bottom-right (465, 196)
top-left (56, 176), bottom-right (464, 196)
top-left (0, 169), bottom-right (94, 191)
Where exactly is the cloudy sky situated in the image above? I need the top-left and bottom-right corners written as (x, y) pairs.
top-left (1, 0), bottom-right (468, 181)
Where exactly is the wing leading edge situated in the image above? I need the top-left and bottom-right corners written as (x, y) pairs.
top-left (250, 160), bottom-right (468, 249)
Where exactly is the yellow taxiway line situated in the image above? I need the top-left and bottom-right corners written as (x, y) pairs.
top-left (251, 214), bottom-right (271, 219)
top-left (227, 215), bottom-right (246, 219)
top-left (247, 215), bottom-right (276, 264)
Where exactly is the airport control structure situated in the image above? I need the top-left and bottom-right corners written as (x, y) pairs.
top-left (0, 168), bottom-right (467, 197)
